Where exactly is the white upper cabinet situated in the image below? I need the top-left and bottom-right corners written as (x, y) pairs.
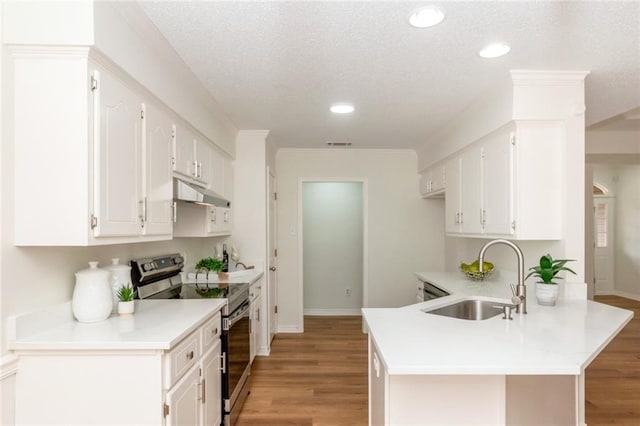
top-left (445, 156), bottom-right (462, 234)
top-left (208, 146), bottom-right (234, 201)
top-left (445, 147), bottom-right (482, 235)
top-left (443, 121), bottom-right (563, 240)
top-left (142, 103), bottom-right (174, 236)
top-left (12, 49), bottom-right (174, 245)
top-left (92, 68), bottom-right (143, 237)
top-left (481, 126), bottom-right (514, 236)
top-left (460, 145), bottom-right (483, 235)
top-left (92, 67), bottom-right (174, 240)
top-left (420, 163), bottom-right (446, 197)
top-left (174, 124), bottom-right (211, 186)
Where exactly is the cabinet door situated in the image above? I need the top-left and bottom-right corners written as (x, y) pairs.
top-left (165, 364), bottom-right (201, 426)
top-left (461, 145), bottom-right (483, 234)
top-left (482, 130), bottom-right (514, 235)
top-left (250, 297), bottom-right (258, 363)
top-left (174, 124), bottom-right (195, 178)
top-left (201, 343), bottom-right (222, 426)
top-left (445, 157), bottom-right (462, 234)
top-left (93, 69), bottom-right (143, 237)
top-left (369, 340), bottom-right (388, 425)
top-left (207, 206), bottom-right (221, 235)
top-left (194, 138), bottom-right (211, 185)
top-left (431, 164), bottom-right (446, 192)
top-left (209, 148), bottom-right (225, 196)
top-left (142, 103), bottom-right (173, 236)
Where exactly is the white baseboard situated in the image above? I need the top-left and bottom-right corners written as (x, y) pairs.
top-left (594, 290), bottom-right (640, 301)
top-left (0, 355), bottom-right (18, 381)
top-left (277, 325), bottom-right (302, 333)
top-left (612, 290), bottom-right (640, 301)
top-left (303, 308), bottom-right (362, 316)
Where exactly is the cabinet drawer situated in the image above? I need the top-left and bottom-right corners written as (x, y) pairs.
top-left (202, 312), bottom-right (222, 351)
top-left (164, 331), bottom-right (201, 389)
top-left (249, 282), bottom-right (262, 304)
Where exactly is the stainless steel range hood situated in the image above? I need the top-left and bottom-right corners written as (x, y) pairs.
top-left (173, 178), bottom-right (230, 208)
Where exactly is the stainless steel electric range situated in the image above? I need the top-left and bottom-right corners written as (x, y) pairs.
top-left (130, 253), bottom-right (251, 426)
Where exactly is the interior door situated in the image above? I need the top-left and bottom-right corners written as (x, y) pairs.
top-left (268, 168), bottom-right (278, 343)
top-left (594, 197), bottom-right (615, 294)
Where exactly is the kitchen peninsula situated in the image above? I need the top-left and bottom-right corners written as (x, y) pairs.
top-left (362, 272), bottom-right (633, 425)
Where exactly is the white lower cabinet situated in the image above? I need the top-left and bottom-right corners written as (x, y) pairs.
top-left (249, 280), bottom-right (263, 363)
top-left (14, 312), bottom-right (222, 426)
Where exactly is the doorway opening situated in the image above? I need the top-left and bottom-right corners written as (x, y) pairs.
top-left (298, 179), bottom-right (367, 329)
top-left (593, 183), bottom-right (615, 296)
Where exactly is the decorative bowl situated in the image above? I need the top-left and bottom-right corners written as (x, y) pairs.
top-left (460, 268), bottom-right (494, 281)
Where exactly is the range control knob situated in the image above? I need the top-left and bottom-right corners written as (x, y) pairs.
top-left (143, 262), bottom-right (155, 272)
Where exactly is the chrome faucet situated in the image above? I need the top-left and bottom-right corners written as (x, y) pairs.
top-left (234, 262), bottom-right (254, 270)
top-left (478, 239), bottom-right (527, 314)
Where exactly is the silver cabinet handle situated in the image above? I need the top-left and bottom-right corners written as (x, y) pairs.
top-left (269, 266), bottom-right (276, 271)
top-left (186, 350), bottom-right (194, 360)
top-left (201, 379), bottom-right (206, 403)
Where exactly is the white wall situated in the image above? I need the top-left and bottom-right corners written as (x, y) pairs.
top-left (302, 182), bottom-right (363, 313)
top-left (590, 164), bottom-right (640, 299)
top-left (233, 131), bottom-right (269, 264)
top-left (276, 149), bottom-right (445, 332)
top-left (614, 166), bottom-right (640, 298)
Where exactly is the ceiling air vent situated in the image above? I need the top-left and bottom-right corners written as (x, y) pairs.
top-left (326, 141), bottom-right (352, 147)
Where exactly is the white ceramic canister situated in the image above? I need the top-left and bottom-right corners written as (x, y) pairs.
top-left (72, 261), bottom-right (113, 323)
top-left (103, 258), bottom-right (133, 313)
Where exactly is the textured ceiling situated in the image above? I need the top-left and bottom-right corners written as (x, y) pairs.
top-left (139, 1), bottom-right (640, 149)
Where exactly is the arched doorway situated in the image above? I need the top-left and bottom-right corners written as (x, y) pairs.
top-left (593, 183), bottom-right (615, 295)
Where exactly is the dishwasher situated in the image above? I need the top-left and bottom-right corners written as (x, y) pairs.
top-left (422, 281), bottom-right (450, 301)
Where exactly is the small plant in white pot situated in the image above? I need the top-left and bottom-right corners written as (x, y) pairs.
top-left (526, 254), bottom-right (577, 306)
top-left (116, 284), bottom-right (136, 316)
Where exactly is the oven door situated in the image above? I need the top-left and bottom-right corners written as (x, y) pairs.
top-left (224, 299), bottom-right (251, 425)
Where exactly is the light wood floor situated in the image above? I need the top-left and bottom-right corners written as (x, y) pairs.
top-left (586, 296), bottom-right (640, 424)
top-left (237, 316), bottom-right (368, 426)
top-left (238, 297), bottom-right (640, 425)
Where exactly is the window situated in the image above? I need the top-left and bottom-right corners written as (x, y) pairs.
top-left (595, 202), bottom-right (608, 248)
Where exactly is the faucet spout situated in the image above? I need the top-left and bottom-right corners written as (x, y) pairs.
top-left (478, 239), bottom-right (527, 314)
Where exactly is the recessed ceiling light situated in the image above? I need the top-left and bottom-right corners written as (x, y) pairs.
top-left (330, 104), bottom-right (355, 114)
top-left (326, 141), bottom-right (352, 147)
top-left (409, 6), bottom-right (445, 28)
top-left (479, 43), bottom-right (511, 58)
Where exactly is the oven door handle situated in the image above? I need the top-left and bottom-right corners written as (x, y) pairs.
top-left (228, 301), bottom-right (250, 327)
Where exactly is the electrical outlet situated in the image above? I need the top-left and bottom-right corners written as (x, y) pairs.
top-left (346, 288), bottom-right (351, 296)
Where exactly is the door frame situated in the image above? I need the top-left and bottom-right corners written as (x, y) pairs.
top-left (297, 178), bottom-right (369, 332)
top-left (266, 166), bottom-right (277, 344)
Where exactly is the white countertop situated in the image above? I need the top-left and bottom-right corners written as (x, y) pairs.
top-left (362, 271), bottom-right (633, 376)
top-left (8, 299), bottom-right (226, 351)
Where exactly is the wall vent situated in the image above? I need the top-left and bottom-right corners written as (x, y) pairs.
top-left (326, 141), bottom-right (352, 147)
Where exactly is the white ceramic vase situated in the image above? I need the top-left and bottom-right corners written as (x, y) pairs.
top-left (118, 300), bottom-right (135, 316)
top-left (72, 261), bottom-right (113, 323)
top-left (535, 282), bottom-right (559, 306)
top-left (104, 258), bottom-right (133, 313)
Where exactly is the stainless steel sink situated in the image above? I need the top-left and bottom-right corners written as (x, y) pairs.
top-left (424, 299), bottom-right (512, 321)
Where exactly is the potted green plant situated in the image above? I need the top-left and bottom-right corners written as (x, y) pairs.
top-left (195, 257), bottom-right (227, 279)
top-left (525, 254), bottom-right (577, 306)
top-left (116, 284), bottom-right (136, 315)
